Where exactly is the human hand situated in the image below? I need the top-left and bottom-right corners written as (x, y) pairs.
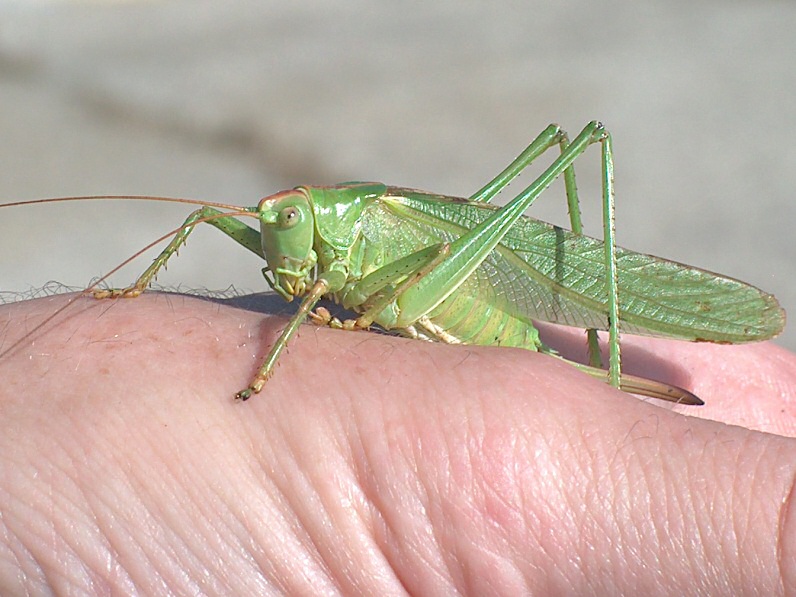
top-left (1, 293), bottom-right (794, 594)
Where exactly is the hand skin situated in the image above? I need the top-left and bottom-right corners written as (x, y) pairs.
top-left (0, 293), bottom-right (794, 595)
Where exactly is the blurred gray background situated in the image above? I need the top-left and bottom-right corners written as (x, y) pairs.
top-left (1, 0), bottom-right (794, 351)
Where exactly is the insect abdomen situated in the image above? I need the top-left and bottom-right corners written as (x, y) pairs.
top-left (421, 285), bottom-right (542, 350)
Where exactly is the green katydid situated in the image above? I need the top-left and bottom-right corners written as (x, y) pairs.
top-left (3, 122), bottom-right (786, 404)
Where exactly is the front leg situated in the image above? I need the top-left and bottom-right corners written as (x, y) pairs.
top-left (237, 279), bottom-right (330, 400)
top-left (238, 267), bottom-right (349, 401)
top-left (94, 207), bottom-right (262, 299)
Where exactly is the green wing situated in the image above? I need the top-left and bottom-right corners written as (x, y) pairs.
top-left (366, 188), bottom-right (784, 343)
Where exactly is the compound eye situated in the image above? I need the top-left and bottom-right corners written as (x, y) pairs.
top-left (278, 206), bottom-right (300, 228)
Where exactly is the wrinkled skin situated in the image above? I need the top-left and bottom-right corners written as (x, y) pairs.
top-left (1, 293), bottom-right (795, 595)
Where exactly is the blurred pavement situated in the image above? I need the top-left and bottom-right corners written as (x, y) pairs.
top-left (1, 0), bottom-right (794, 351)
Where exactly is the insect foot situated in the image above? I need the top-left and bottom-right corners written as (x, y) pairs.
top-left (93, 287), bottom-right (144, 299)
top-left (235, 388), bottom-right (253, 401)
top-left (309, 306), bottom-right (334, 326)
top-left (235, 376), bottom-right (268, 402)
top-left (309, 307), bottom-right (362, 331)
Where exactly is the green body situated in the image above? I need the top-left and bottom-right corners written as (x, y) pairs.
top-left (66, 122), bottom-right (783, 403)
top-left (312, 184), bottom-right (544, 348)
top-left (303, 184), bottom-right (781, 347)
